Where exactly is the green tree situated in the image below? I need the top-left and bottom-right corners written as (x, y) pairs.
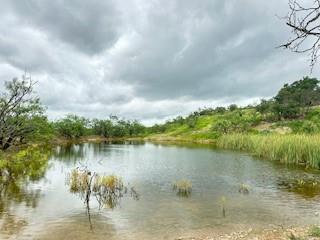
top-left (55, 115), bottom-right (88, 139)
top-left (0, 75), bottom-right (44, 150)
top-left (273, 77), bottom-right (320, 119)
top-left (127, 120), bottom-right (145, 136)
top-left (256, 99), bottom-right (273, 114)
top-left (228, 104), bottom-right (238, 112)
top-left (92, 119), bottom-right (113, 137)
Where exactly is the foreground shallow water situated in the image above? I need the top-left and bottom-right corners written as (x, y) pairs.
top-left (1, 142), bottom-right (320, 239)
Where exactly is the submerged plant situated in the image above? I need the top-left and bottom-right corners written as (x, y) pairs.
top-left (173, 180), bottom-right (192, 197)
top-left (277, 176), bottom-right (320, 198)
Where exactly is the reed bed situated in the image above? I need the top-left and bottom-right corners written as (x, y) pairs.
top-left (217, 134), bottom-right (320, 169)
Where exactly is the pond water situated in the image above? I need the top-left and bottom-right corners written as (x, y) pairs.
top-left (1, 142), bottom-right (320, 239)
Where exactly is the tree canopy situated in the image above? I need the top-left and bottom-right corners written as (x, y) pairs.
top-left (0, 75), bottom-right (44, 150)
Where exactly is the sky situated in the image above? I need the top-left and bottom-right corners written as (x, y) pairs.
top-left (0, 0), bottom-right (318, 125)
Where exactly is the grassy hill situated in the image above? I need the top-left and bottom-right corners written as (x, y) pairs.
top-left (146, 106), bottom-right (320, 142)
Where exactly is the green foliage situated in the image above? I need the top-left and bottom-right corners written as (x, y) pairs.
top-left (215, 107), bottom-right (226, 114)
top-left (0, 76), bottom-right (45, 150)
top-left (310, 226), bottom-right (320, 237)
top-left (92, 119), bottom-right (113, 137)
top-left (185, 116), bottom-right (198, 128)
top-left (212, 119), bottom-right (233, 134)
top-left (92, 118), bottom-right (145, 138)
top-left (25, 116), bottom-right (55, 143)
top-left (54, 115), bottom-right (89, 139)
top-left (273, 76), bottom-right (320, 119)
top-left (228, 104), bottom-right (238, 111)
top-left (211, 110), bottom-right (262, 135)
top-left (256, 99), bottom-right (273, 114)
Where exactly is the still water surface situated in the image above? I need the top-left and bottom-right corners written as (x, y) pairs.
top-left (1, 142), bottom-right (320, 239)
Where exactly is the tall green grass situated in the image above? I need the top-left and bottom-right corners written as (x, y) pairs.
top-left (217, 134), bottom-right (320, 169)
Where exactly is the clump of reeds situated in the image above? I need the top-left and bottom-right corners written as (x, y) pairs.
top-left (238, 183), bottom-right (250, 194)
top-left (94, 174), bottom-right (125, 209)
top-left (67, 169), bottom-right (138, 209)
top-left (67, 169), bottom-right (90, 194)
top-left (217, 134), bottom-right (320, 169)
top-left (173, 179), bottom-right (192, 197)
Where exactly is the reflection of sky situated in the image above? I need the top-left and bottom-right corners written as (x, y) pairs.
top-left (2, 142), bottom-right (320, 239)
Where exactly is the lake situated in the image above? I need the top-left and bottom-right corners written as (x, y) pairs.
top-left (1, 141), bottom-right (320, 239)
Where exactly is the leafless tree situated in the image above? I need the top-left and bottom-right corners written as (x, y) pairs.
top-left (280, 0), bottom-right (320, 69)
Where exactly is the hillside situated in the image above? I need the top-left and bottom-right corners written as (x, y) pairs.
top-left (146, 106), bottom-right (320, 142)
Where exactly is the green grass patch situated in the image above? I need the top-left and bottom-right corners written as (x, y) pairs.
top-left (217, 134), bottom-right (320, 169)
top-left (310, 226), bottom-right (320, 237)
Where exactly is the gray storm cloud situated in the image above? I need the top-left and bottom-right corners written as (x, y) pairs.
top-left (0, 0), bottom-right (317, 124)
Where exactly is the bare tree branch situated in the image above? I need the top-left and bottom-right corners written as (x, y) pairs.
top-left (280, 0), bottom-right (320, 70)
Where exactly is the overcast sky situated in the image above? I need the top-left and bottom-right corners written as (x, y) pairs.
top-left (0, 0), bottom-right (318, 125)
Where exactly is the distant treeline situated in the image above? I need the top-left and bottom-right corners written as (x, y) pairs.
top-left (1, 75), bottom-right (320, 151)
top-left (0, 75), bottom-right (147, 150)
top-left (54, 115), bottom-right (146, 139)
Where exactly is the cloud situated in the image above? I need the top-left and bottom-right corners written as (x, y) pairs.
top-left (0, 0), bottom-right (317, 124)
top-left (4, 0), bottom-right (120, 55)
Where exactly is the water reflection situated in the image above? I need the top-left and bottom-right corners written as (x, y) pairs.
top-left (53, 144), bottom-right (86, 163)
top-left (0, 147), bottom-right (50, 236)
top-left (2, 142), bottom-right (320, 239)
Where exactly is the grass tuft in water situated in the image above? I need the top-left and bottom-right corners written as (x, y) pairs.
top-left (173, 180), bottom-right (192, 197)
top-left (238, 183), bottom-right (250, 194)
top-left (68, 169), bottom-right (90, 194)
top-left (67, 169), bottom-right (138, 209)
top-left (218, 196), bottom-right (227, 217)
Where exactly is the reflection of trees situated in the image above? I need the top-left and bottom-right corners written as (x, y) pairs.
top-left (0, 182), bottom-right (41, 235)
top-left (52, 144), bottom-right (86, 163)
top-left (0, 147), bottom-right (50, 236)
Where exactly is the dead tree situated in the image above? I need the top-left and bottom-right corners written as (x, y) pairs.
top-left (280, 0), bottom-right (320, 69)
